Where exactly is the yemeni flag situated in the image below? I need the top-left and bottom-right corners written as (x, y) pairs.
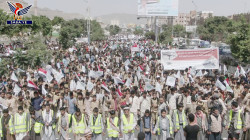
top-left (138, 65), bottom-right (144, 71)
top-left (113, 76), bottom-right (125, 85)
top-left (117, 87), bottom-right (123, 96)
top-left (131, 43), bottom-right (139, 52)
top-left (224, 76), bottom-right (229, 84)
top-left (28, 80), bottom-right (38, 89)
top-left (103, 44), bottom-right (108, 51)
top-left (101, 81), bottom-right (110, 92)
top-left (73, 47), bottom-right (77, 52)
top-left (38, 68), bottom-right (47, 77)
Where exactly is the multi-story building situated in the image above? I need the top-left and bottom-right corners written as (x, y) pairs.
top-left (173, 13), bottom-right (191, 26)
top-left (172, 10), bottom-right (213, 26)
top-left (228, 13), bottom-right (250, 23)
top-left (110, 20), bottom-right (120, 26)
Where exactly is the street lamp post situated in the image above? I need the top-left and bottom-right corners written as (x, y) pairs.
top-left (84, 0), bottom-right (91, 45)
top-left (154, 16), bottom-right (158, 43)
top-left (192, 1), bottom-right (198, 38)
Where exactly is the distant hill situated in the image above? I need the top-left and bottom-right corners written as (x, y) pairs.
top-left (0, 0), bottom-right (84, 20)
top-left (96, 13), bottom-right (147, 25)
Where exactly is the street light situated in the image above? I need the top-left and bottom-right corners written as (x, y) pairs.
top-left (192, 1), bottom-right (198, 38)
top-left (83, 0), bottom-right (91, 45)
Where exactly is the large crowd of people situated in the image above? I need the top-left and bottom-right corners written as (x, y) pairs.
top-left (0, 40), bottom-right (249, 140)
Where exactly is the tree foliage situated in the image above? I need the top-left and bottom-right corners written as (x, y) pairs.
top-left (133, 28), bottom-right (143, 35)
top-left (145, 31), bottom-right (155, 40)
top-left (0, 11), bottom-right (52, 40)
top-left (91, 20), bottom-right (105, 41)
top-left (14, 36), bottom-right (52, 69)
top-left (0, 9), bottom-right (104, 48)
top-left (159, 25), bottom-right (173, 44)
top-left (197, 17), bottom-right (235, 42)
top-left (0, 9), bottom-right (26, 39)
top-left (0, 58), bottom-right (12, 76)
top-left (59, 19), bottom-right (105, 49)
top-left (173, 25), bottom-right (186, 37)
top-left (108, 25), bottom-right (121, 36)
top-left (59, 19), bottom-right (84, 49)
top-left (52, 16), bottom-right (65, 26)
top-left (31, 15), bottom-right (52, 37)
top-left (227, 17), bottom-right (250, 63)
top-left (159, 31), bottom-right (172, 44)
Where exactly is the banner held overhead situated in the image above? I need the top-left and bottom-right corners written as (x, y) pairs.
top-left (161, 48), bottom-right (219, 70)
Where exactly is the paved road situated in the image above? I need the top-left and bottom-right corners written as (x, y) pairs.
top-left (53, 128), bottom-right (232, 140)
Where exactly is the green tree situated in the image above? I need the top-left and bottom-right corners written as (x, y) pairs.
top-left (9, 36), bottom-right (52, 69)
top-left (0, 58), bottom-right (12, 76)
top-left (108, 25), bottom-right (120, 35)
top-left (133, 28), bottom-right (143, 35)
top-left (52, 16), bottom-right (65, 26)
top-left (91, 20), bottom-right (105, 41)
top-left (127, 29), bottom-right (132, 34)
top-left (197, 16), bottom-right (235, 42)
top-left (59, 19), bottom-right (86, 49)
top-left (0, 9), bottom-right (27, 40)
top-left (13, 49), bottom-right (29, 69)
top-left (159, 25), bottom-right (173, 44)
top-left (145, 31), bottom-right (155, 40)
top-left (59, 25), bottom-right (78, 49)
top-left (173, 25), bottom-right (185, 37)
top-left (227, 17), bottom-right (250, 63)
top-left (59, 19), bottom-right (104, 49)
top-left (159, 31), bottom-right (172, 44)
top-left (30, 15), bottom-right (52, 39)
top-left (38, 16), bottom-right (52, 37)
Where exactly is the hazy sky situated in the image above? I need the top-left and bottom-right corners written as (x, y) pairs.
top-left (23, 0), bottom-right (249, 17)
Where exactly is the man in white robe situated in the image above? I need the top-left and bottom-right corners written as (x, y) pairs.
top-left (41, 104), bottom-right (56, 140)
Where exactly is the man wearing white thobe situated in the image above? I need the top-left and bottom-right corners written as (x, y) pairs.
top-left (41, 104), bottom-right (56, 140)
top-left (139, 92), bottom-right (151, 117)
top-left (129, 92), bottom-right (140, 121)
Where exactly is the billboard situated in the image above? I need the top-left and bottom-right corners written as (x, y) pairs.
top-left (138, 0), bottom-right (179, 16)
top-left (161, 48), bottom-right (219, 70)
top-left (186, 26), bottom-right (197, 33)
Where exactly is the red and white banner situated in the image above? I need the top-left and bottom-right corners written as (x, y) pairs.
top-left (28, 80), bottom-right (38, 89)
top-left (101, 81), bottom-right (110, 92)
top-left (161, 48), bottom-right (219, 70)
top-left (131, 43), bottom-right (140, 52)
top-left (38, 68), bottom-right (47, 77)
top-left (117, 87), bottom-right (123, 96)
top-left (103, 44), bottom-right (108, 51)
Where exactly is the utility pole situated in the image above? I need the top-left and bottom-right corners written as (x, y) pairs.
top-left (87, 0), bottom-right (91, 45)
top-left (171, 16), bottom-right (174, 38)
top-left (154, 16), bottom-right (158, 43)
top-left (83, 0), bottom-right (91, 45)
top-left (192, 1), bottom-right (198, 38)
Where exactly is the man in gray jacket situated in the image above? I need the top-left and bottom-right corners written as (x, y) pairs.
top-left (153, 109), bottom-right (173, 140)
